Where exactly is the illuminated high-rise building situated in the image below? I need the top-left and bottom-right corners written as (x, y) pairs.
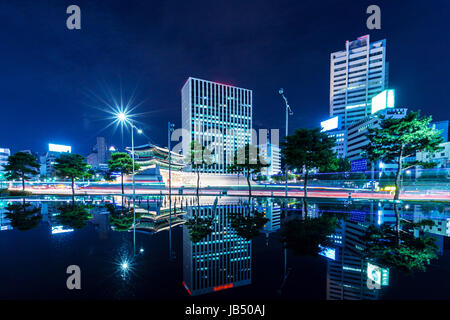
top-left (181, 77), bottom-right (253, 173)
top-left (327, 218), bottom-right (381, 300)
top-left (330, 35), bottom-right (388, 129)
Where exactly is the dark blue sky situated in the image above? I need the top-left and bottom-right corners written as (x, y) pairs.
top-left (1, 0), bottom-right (449, 155)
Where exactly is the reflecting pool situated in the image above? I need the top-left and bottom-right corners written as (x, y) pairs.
top-left (0, 196), bottom-right (449, 300)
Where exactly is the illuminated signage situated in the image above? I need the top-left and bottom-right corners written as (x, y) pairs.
top-left (321, 116), bottom-right (339, 132)
top-left (351, 159), bottom-right (367, 171)
top-left (49, 144), bottom-right (72, 153)
top-left (367, 262), bottom-right (389, 286)
top-left (371, 89), bottom-right (395, 114)
top-left (319, 245), bottom-right (336, 260)
top-left (213, 283), bottom-right (234, 292)
top-left (51, 226), bottom-right (74, 234)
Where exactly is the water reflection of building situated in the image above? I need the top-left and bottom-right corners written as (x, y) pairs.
top-left (327, 210), bottom-right (380, 300)
top-left (412, 204), bottom-right (449, 256)
top-left (0, 200), bottom-right (12, 231)
top-left (259, 199), bottom-right (281, 244)
top-left (182, 202), bottom-right (252, 296)
top-left (91, 207), bottom-right (110, 240)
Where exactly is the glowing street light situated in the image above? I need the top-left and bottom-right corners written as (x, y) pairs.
top-left (117, 112), bottom-right (127, 122)
top-left (279, 88), bottom-right (293, 199)
top-left (113, 108), bottom-right (144, 255)
top-left (121, 261), bottom-right (129, 270)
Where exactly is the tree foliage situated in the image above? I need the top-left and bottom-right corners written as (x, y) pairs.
top-left (281, 128), bottom-right (338, 197)
top-left (229, 208), bottom-right (269, 240)
top-left (186, 140), bottom-right (214, 199)
top-left (107, 152), bottom-right (140, 194)
top-left (364, 218), bottom-right (438, 273)
top-left (54, 153), bottom-right (91, 200)
top-left (4, 152), bottom-right (40, 191)
top-left (280, 215), bottom-right (338, 256)
top-left (4, 202), bottom-right (42, 231)
top-left (56, 204), bottom-right (92, 230)
top-left (363, 111), bottom-right (443, 199)
top-left (185, 216), bottom-right (215, 242)
top-left (228, 143), bottom-right (269, 198)
top-left (105, 203), bottom-right (141, 231)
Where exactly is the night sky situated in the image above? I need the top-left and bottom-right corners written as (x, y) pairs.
top-left (1, 0), bottom-right (449, 156)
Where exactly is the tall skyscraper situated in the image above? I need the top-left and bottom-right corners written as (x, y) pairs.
top-left (330, 35), bottom-right (388, 129)
top-left (87, 137), bottom-right (110, 171)
top-left (182, 77), bottom-right (253, 173)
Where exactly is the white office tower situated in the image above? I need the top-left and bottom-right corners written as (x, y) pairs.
top-left (330, 35), bottom-right (388, 129)
top-left (182, 77), bottom-right (253, 173)
top-left (320, 116), bottom-right (347, 158)
top-left (258, 141), bottom-right (281, 177)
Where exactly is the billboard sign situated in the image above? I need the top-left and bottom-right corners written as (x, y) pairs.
top-left (320, 116), bottom-right (339, 132)
top-left (49, 144), bottom-right (72, 153)
top-left (367, 262), bottom-right (389, 286)
top-left (371, 89), bottom-right (395, 114)
top-left (351, 159), bottom-right (367, 171)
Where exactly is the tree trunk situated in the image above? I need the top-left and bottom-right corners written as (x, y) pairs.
top-left (196, 169), bottom-right (200, 200)
top-left (303, 171), bottom-right (308, 199)
top-left (121, 173), bottom-right (124, 195)
top-left (394, 146), bottom-right (404, 200)
top-left (303, 198), bottom-right (308, 220)
top-left (22, 174), bottom-right (25, 192)
top-left (394, 203), bottom-right (401, 246)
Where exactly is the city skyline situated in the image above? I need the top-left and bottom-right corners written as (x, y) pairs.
top-left (1, 0), bottom-right (449, 155)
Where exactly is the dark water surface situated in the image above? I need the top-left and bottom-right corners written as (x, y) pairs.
top-left (0, 196), bottom-right (449, 300)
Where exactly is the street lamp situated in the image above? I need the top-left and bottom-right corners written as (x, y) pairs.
top-left (115, 110), bottom-right (144, 255)
top-left (279, 88), bottom-right (293, 199)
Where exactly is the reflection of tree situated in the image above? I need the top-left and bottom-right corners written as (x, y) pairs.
top-left (280, 215), bottom-right (338, 256)
top-left (4, 202), bottom-right (42, 231)
top-left (56, 204), bottom-right (92, 230)
top-left (364, 206), bottom-right (438, 273)
top-left (229, 208), bottom-right (269, 241)
top-left (105, 203), bottom-right (141, 232)
top-left (185, 216), bottom-right (214, 243)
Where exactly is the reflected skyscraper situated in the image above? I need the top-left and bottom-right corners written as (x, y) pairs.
top-left (182, 202), bottom-right (252, 296)
top-left (326, 206), bottom-right (381, 300)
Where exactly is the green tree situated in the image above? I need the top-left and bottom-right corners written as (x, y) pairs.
top-left (363, 111), bottom-right (443, 200)
top-left (105, 203), bottom-right (141, 231)
top-left (54, 153), bottom-right (91, 201)
top-left (338, 157), bottom-right (352, 172)
top-left (280, 215), bottom-right (338, 256)
top-left (185, 215), bottom-right (215, 242)
top-left (186, 140), bottom-right (214, 200)
top-left (56, 204), bottom-right (92, 230)
top-left (281, 128), bottom-right (338, 198)
top-left (364, 206), bottom-right (438, 273)
top-left (4, 152), bottom-right (40, 191)
top-left (229, 208), bottom-right (269, 240)
top-left (228, 143), bottom-right (269, 198)
top-left (4, 202), bottom-right (42, 231)
top-left (107, 152), bottom-right (140, 195)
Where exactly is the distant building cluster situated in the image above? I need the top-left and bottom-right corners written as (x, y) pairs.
top-left (2, 35), bottom-right (448, 181)
top-left (321, 35), bottom-right (450, 171)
